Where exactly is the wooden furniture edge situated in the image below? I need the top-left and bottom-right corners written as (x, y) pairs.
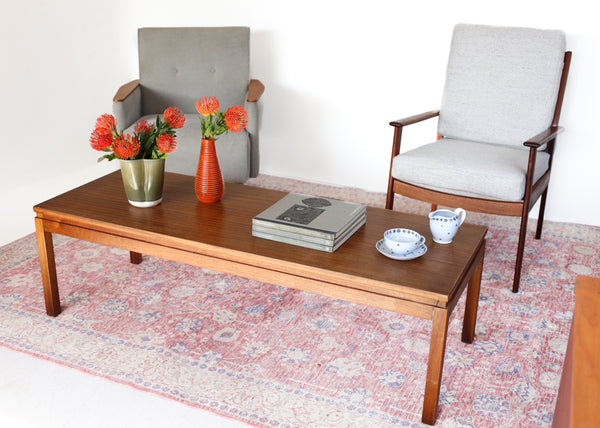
top-left (247, 79), bottom-right (265, 102)
top-left (553, 275), bottom-right (600, 427)
top-left (390, 110), bottom-right (440, 127)
top-left (524, 126), bottom-right (564, 148)
top-left (446, 239), bottom-right (486, 315)
top-left (572, 275), bottom-right (600, 426)
top-left (392, 180), bottom-right (524, 216)
top-left (113, 79), bottom-right (140, 102)
top-left (34, 212), bottom-right (450, 313)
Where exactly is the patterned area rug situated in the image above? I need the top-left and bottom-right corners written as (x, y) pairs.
top-left (1, 174), bottom-right (599, 427)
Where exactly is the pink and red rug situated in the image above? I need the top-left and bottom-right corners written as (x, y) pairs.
top-left (1, 175), bottom-right (599, 427)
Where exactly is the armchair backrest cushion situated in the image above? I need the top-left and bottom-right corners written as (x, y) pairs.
top-left (138, 27), bottom-right (250, 114)
top-left (438, 24), bottom-right (566, 147)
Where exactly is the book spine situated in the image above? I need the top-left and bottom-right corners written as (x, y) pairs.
top-left (253, 208), bottom-right (366, 240)
top-left (252, 218), bottom-right (336, 240)
top-left (330, 219), bottom-right (365, 251)
top-left (252, 230), bottom-right (334, 252)
top-left (252, 224), bottom-right (336, 245)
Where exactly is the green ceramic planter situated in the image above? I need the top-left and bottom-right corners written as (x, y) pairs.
top-left (119, 159), bottom-right (165, 207)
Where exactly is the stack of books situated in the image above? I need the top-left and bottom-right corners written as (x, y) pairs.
top-left (252, 193), bottom-right (366, 252)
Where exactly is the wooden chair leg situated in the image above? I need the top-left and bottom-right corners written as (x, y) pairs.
top-left (512, 212), bottom-right (529, 293)
top-left (430, 204), bottom-right (438, 212)
top-left (535, 189), bottom-right (548, 240)
top-left (385, 178), bottom-right (395, 210)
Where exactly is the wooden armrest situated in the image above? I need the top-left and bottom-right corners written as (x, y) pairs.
top-left (524, 126), bottom-right (564, 148)
top-left (113, 79), bottom-right (140, 102)
top-left (247, 79), bottom-right (265, 102)
top-left (390, 110), bottom-right (439, 127)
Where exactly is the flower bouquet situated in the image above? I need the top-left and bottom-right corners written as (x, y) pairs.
top-left (195, 96), bottom-right (248, 140)
top-left (90, 107), bottom-right (186, 161)
top-left (89, 107), bottom-right (186, 207)
top-left (194, 96), bottom-right (249, 203)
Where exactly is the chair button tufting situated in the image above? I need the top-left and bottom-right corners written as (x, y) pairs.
top-left (210, 67), bottom-right (216, 73)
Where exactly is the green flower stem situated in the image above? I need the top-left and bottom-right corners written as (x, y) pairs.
top-left (200, 112), bottom-right (228, 140)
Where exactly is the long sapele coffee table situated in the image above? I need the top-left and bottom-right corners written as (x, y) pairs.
top-left (33, 171), bottom-right (486, 425)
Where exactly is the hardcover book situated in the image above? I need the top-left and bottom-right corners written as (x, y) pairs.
top-left (252, 216), bottom-right (365, 252)
top-left (252, 193), bottom-right (366, 251)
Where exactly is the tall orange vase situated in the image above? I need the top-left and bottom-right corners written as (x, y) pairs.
top-left (195, 138), bottom-right (224, 203)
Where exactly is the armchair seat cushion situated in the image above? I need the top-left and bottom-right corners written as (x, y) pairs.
top-left (124, 114), bottom-right (251, 183)
top-left (391, 138), bottom-right (550, 202)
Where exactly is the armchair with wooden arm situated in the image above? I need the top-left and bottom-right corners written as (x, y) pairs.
top-left (385, 24), bottom-right (571, 293)
top-left (112, 27), bottom-right (265, 182)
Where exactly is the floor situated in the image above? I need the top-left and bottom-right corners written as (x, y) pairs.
top-left (0, 346), bottom-right (250, 428)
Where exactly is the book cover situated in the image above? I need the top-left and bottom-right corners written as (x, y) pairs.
top-left (253, 193), bottom-right (366, 240)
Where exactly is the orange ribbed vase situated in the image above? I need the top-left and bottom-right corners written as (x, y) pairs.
top-left (195, 138), bottom-right (224, 203)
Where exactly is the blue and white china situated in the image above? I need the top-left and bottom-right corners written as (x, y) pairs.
top-left (383, 228), bottom-right (426, 254)
top-left (376, 239), bottom-right (427, 260)
top-left (429, 208), bottom-right (466, 244)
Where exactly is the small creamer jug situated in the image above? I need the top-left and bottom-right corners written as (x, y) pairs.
top-left (429, 208), bottom-right (466, 244)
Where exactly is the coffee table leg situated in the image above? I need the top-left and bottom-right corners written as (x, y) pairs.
top-left (422, 307), bottom-right (449, 425)
top-left (462, 244), bottom-right (485, 344)
top-left (35, 218), bottom-right (61, 317)
top-left (130, 251), bottom-right (143, 264)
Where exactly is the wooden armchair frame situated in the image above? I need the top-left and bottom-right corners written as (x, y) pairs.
top-left (386, 51), bottom-right (571, 293)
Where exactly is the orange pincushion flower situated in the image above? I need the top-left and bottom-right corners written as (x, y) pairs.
top-left (224, 106), bottom-right (249, 133)
top-left (90, 129), bottom-right (113, 151)
top-left (90, 105), bottom-right (183, 161)
top-left (195, 96), bottom-right (220, 116)
top-left (94, 114), bottom-right (117, 133)
top-left (134, 120), bottom-right (153, 134)
top-left (163, 107), bottom-right (186, 129)
top-left (112, 134), bottom-right (140, 160)
top-left (157, 134), bottom-right (177, 154)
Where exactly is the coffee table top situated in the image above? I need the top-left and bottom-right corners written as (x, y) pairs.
top-left (34, 172), bottom-right (487, 309)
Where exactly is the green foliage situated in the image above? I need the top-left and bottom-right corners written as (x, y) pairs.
top-left (201, 112), bottom-right (228, 140)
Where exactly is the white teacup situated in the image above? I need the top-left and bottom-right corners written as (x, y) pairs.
top-left (429, 208), bottom-right (466, 244)
top-left (383, 228), bottom-right (425, 254)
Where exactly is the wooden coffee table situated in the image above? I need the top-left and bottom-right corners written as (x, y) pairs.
top-left (34, 171), bottom-right (486, 425)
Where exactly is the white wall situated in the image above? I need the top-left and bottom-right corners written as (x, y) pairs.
top-left (2, 0), bottom-right (598, 247)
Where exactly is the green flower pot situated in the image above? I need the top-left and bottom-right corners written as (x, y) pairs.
top-left (119, 159), bottom-right (165, 207)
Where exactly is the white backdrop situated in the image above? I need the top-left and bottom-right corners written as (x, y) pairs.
top-left (2, 0), bottom-right (598, 246)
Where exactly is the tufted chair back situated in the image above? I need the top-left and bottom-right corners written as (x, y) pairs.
top-left (138, 27), bottom-right (249, 115)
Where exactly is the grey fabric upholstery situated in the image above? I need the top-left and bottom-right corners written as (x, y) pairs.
top-left (113, 85), bottom-right (142, 130)
top-left (392, 24), bottom-right (566, 202)
top-left (113, 27), bottom-right (261, 182)
top-left (438, 24), bottom-right (565, 147)
top-left (391, 138), bottom-right (551, 201)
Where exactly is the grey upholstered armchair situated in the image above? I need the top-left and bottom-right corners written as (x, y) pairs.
top-left (113, 27), bottom-right (265, 182)
top-left (386, 24), bottom-right (571, 293)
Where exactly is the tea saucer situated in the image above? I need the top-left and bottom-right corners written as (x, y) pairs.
top-left (376, 239), bottom-right (427, 260)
